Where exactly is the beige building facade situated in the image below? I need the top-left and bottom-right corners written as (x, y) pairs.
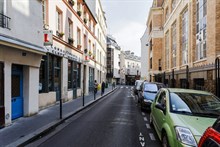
top-left (40, 0), bottom-right (107, 109)
top-left (146, 0), bottom-right (220, 95)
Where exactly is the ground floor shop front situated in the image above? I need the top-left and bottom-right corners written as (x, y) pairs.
top-left (0, 41), bottom-right (44, 127)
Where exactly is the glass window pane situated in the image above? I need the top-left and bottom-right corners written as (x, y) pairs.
top-left (68, 61), bottom-right (72, 89)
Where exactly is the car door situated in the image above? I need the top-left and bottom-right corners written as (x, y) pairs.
top-left (153, 90), bottom-right (167, 133)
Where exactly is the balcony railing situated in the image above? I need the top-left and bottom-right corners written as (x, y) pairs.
top-left (0, 13), bottom-right (11, 30)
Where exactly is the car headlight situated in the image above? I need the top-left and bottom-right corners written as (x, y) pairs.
top-left (175, 126), bottom-right (197, 146)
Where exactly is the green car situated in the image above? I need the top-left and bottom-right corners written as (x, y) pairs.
top-left (150, 88), bottom-right (220, 147)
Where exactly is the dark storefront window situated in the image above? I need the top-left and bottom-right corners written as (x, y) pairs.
top-left (194, 78), bottom-right (204, 90)
top-left (39, 56), bottom-right (48, 93)
top-left (39, 54), bottom-right (61, 99)
top-left (89, 67), bottom-right (94, 92)
top-left (68, 61), bottom-right (73, 89)
top-left (0, 62), bottom-right (4, 107)
top-left (68, 60), bottom-right (81, 89)
top-left (77, 63), bottom-right (81, 88)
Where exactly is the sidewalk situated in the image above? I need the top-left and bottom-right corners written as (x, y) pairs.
top-left (0, 86), bottom-right (117, 147)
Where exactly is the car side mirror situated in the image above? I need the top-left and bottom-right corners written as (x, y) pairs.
top-left (155, 104), bottom-right (166, 115)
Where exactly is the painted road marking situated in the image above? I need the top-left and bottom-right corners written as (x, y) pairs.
top-left (146, 124), bottom-right (151, 129)
top-left (142, 112), bottom-right (145, 116)
top-left (144, 117), bottom-right (148, 121)
top-left (126, 87), bottom-right (128, 88)
top-left (121, 87), bottom-right (123, 88)
top-left (139, 132), bottom-right (145, 147)
top-left (149, 133), bottom-right (156, 141)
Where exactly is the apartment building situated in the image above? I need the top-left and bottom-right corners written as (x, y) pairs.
top-left (147, 0), bottom-right (220, 94)
top-left (146, 0), bottom-right (164, 82)
top-left (106, 35), bottom-right (121, 84)
top-left (0, 0), bottom-right (45, 127)
top-left (85, 0), bottom-right (107, 84)
top-left (40, 0), bottom-right (107, 109)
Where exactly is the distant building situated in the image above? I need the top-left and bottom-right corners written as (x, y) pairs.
top-left (106, 35), bottom-right (121, 84)
top-left (123, 51), bottom-right (141, 85)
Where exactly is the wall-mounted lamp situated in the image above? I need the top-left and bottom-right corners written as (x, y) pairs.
top-left (146, 43), bottom-right (153, 47)
top-left (22, 52), bottom-right (27, 56)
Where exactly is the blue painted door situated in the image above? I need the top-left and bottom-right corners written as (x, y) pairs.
top-left (11, 65), bottom-right (23, 120)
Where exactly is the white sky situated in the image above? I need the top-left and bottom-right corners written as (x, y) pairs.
top-left (101, 0), bottom-right (153, 56)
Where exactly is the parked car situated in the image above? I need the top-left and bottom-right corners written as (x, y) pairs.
top-left (150, 88), bottom-right (220, 147)
top-left (133, 80), bottom-right (144, 97)
top-left (198, 116), bottom-right (220, 147)
top-left (138, 82), bottom-right (165, 110)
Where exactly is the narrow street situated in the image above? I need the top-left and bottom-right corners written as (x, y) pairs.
top-left (27, 86), bottom-right (161, 147)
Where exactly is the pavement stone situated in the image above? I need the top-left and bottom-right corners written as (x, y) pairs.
top-left (0, 86), bottom-right (117, 147)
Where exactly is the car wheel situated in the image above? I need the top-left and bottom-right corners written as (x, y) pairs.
top-left (162, 132), bottom-right (170, 147)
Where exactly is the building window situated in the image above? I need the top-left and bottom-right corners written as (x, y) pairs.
top-left (172, 22), bottom-right (177, 68)
top-left (84, 34), bottom-right (87, 50)
top-left (56, 8), bottom-right (62, 32)
top-left (172, 0), bottom-right (177, 11)
top-left (0, 62), bottom-right (4, 107)
top-left (68, 19), bottom-right (73, 39)
top-left (182, 9), bottom-right (188, 65)
top-left (42, 0), bottom-right (47, 25)
top-left (77, 28), bottom-right (81, 46)
top-left (0, 0), bottom-right (3, 14)
top-left (165, 7), bottom-right (169, 20)
top-left (194, 78), bottom-right (204, 90)
top-left (165, 31), bottom-right (169, 69)
top-left (150, 57), bottom-right (152, 69)
top-left (158, 59), bottom-right (162, 71)
top-left (180, 79), bottom-right (187, 88)
top-left (196, 0), bottom-right (207, 60)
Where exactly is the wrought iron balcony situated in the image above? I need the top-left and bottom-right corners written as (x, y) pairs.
top-left (0, 13), bottom-right (11, 30)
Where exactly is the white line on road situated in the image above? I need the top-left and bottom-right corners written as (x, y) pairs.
top-left (149, 133), bottom-right (156, 141)
top-left (121, 87), bottom-right (123, 88)
top-left (142, 112), bottom-right (145, 116)
top-left (146, 124), bottom-right (151, 129)
top-left (144, 117), bottom-right (148, 121)
top-left (126, 87), bottom-right (128, 88)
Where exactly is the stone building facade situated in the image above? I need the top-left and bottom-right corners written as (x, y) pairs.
top-left (146, 0), bottom-right (220, 95)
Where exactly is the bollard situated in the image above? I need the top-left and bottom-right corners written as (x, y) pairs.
top-left (60, 98), bottom-right (62, 119)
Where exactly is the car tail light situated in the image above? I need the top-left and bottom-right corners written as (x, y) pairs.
top-left (198, 127), bottom-right (220, 147)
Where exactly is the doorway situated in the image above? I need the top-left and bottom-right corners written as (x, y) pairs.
top-left (11, 64), bottom-right (23, 120)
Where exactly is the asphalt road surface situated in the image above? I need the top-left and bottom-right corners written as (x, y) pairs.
top-left (27, 86), bottom-right (161, 147)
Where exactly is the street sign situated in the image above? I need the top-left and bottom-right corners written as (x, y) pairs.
top-left (43, 30), bottom-right (53, 46)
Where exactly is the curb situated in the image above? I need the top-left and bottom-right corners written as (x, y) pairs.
top-left (7, 87), bottom-right (118, 147)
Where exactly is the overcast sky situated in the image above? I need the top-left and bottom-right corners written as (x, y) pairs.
top-left (101, 0), bottom-right (153, 56)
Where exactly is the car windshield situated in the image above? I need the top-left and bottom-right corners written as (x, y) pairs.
top-left (136, 81), bottom-right (142, 90)
top-left (170, 92), bottom-right (220, 117)
top-left (144, 83), bottom-right (158, 92)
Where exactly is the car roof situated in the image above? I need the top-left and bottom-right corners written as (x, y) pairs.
top-left (163, 88), bottom-right (213, 95)
top-left (143, 82), bottom-right (163, 85)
